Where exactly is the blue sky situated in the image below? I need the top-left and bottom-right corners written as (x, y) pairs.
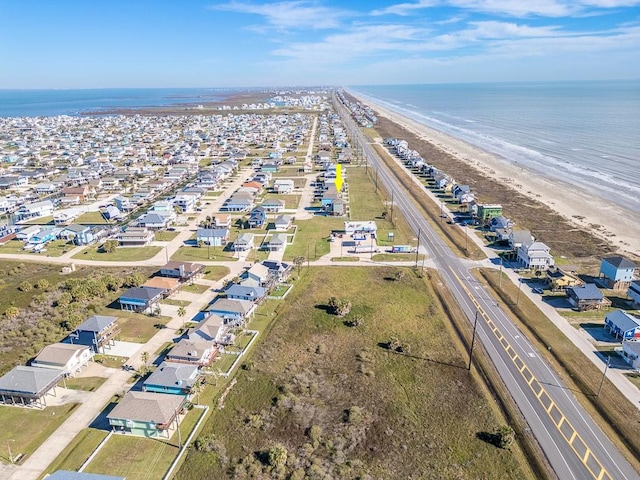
top-left (1, 0), bottom-right (639, 88)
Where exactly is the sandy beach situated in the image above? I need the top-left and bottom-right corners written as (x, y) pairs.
top-left (351, 93), bottom-right (640, 258)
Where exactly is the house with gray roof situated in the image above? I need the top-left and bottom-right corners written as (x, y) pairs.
top-left (30, 343), bottom-right (93, 377)
top-left (118, 287), bottom-right (165, 313)
top-left (0, 366), bottom-right (64, 408)
top-left (267, 233), bottom-right (288, 252)
top-left (600, 256), bottom-right (637, 290)
top-left (107, 391), bottom-right (186, 439)
top-left (226, 284), bottom-right (267, 303)
top-left (68, 315), bottom-right (120, 354)
top-left (234, 232), bottom-right (255, 252)
top-left (566, 284), bottom-right (611, 312)
top-left (143, 362), bottom-right (202, 395)
top-left (209, 297), bottom-right (256, 325)
top-left (166, 338), bottom-right (217, 366)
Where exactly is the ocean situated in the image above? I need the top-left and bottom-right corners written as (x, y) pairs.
top-left (349, 81), bottom-right (640, 214)
top-left (0, 88), bottom-right (238, 117)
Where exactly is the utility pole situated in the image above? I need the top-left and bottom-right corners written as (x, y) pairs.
top-left (415, 228), bottom-right (421, 268)
top-left (516, 280), bottom-right (522, 305)
top-left (499, 256), bottom-right (503, 288)
top-left (468, 310), bottom-right (479, 370)
top-left (597, 356), bottom-right (611, 398)
top-left (307, 244), bottom-right (310, 268)
top-left (7, 440), bottom-right (14, 464)
top-left (390, 190), bottom-right (394, 225)
top-left (375, 168), bottom-right (378, 193)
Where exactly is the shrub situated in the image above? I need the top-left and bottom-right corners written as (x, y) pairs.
top-left (346, 405), bottom-right (364, 425)
top-left (4, 306), bottom-right (19, 319)
top-left (267, 444), bottom-right (288, 468)
top-left (35, 279), bottom-right (50, 290)
top-left (18, 281), bottom-right (33, 292)
top-left (495, 425), bottom-right (515, 449)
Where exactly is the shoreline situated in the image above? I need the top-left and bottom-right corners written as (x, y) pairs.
top-left (350, 91), bottom-right (640, 259)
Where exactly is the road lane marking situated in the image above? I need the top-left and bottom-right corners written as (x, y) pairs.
top-left (448, 267), bottom-right (611, 480)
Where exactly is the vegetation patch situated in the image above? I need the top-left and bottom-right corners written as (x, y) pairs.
top-left (176, 266), bottom-right (533, 479)
top-left (154, 230), bottom-right (180, 241)
top-left (0, 261), bottom-right (154, 375)
top-left (72, 246), bottom-right (162, 262)
top-left (0, 403), bottom-right (79, 464)
top-left (39, 428), bottom-right (108, 477)
top-left (181, 283), bottom-right (210, 295)
top-left (203, 266), bottom-right (231, 281)
top-left (62, 376), bottom-right (107, 392)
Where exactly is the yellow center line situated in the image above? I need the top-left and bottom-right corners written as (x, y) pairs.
top-left (448, 267), bottom-right (610, 480)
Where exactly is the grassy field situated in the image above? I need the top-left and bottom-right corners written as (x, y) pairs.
top-left (171, 245), bottom-right (238, 262)
top-left (84, 434), bottom-right (178, 478)
top-left (0, 403), bottom-right (79, 465)
top-left (0, 239), bottom-right (74, 257)
top-left (112, 311), bottom-right (171, 343)
top-left (63, 376), bottom-right (107, 392)
top-left (176, 266), bottom-right (534, 479)
top-left (180, 283), bottom-right (210, 294)
top-left (261, 193), bottom-right (301, 209)
top-left (72, 246), bottom-right (162, 261)
top-left (76, 211), bottom-right (111, 225)
top-left (282, 216), bottom-right (344, 261)
top-left (38, 428), bottom-right (108, 478)
top-left (154, 230), bottom-right (180, 241)
top-left (203, 266), bottom-right (231, 281)
top-left (476, 268), bottom-right (640, 472)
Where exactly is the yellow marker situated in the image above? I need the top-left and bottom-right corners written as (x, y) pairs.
top-left (335, 164), bottom-right (343, 192)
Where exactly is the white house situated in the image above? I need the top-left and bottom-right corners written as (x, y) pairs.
top-left (17, 200), bottom-right (55, 220)
top-left (517, 241), bottom-right (554, 270)
top-left (173, 194), bottom-right (197, 213)
top-left (621, 341), bottom-right (640, 370)
top-left (273, 179), bottom-right (295, 194)
top-left (30, 343), bottom-right (93, 377)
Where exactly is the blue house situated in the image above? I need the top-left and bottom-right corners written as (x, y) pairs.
top-left (604, 310), bottom-right (640, 341)
top-left (143, 361), bottom-right (201, 395)
top-left (196, 228), bottom-right (229, 246)
top-left (629, 280), bottom-right (640, 307)
top-left (68, 315), bottom-right (120, 354)
top-left (209, 297), bottom-right (255, 325)
top-left (62, 224), bottom-right (95, 245)
top-left (119, 287), bottom-right (165, 313)
top-left (248, 207), bottom-right (267, 229)
top-left (600, 256), bottom-right (637, 289)
top-left (226, 284), bottom-right (266, 302)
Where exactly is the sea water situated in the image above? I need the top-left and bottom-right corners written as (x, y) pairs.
top-left (0, 88), bottom-right (236, 117)
top-left (349, 81), bottom-right (640, 213)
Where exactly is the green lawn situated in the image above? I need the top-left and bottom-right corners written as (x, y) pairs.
top-left (282, 216), bottom-right (344, 261)
top-left (114, 312), bottom-right (171, 343)
top-left (176, 267), bottom-right (535, 479)
top-left (180, 283), bottom-right (210, 294)
top-left (38, 428), bottom-right (108, 477)
top-left (214, 353), bottom-right (239, 374)
top-left (76, 211), bottom-right (110, 225)
top-left (162, 299), bottom-right (191, 307)
top-left (261, 193), bottom-right (301, 209)
top-left (205, 190), bottom-right (223, 197)
top-left (0, 403), bottom-right (79, 465)
top-left (23, 215), bottom-right (54, 225)
top-left (331, 256), bottom-right (360, 262)
top-left (84, 434), bottom-right (177, 478)
top-left (171, 245), bottom-right (238, 262)
top-left (202, 266), bottom-right (231, 281)
top-left (372, 253), bottom-right (426, 263)
top-left (72, 246), bottom-right (162, 262)
top-left (0, 239), bottom-right (73, 257)
top-left (269, 284), bottom-right (291, 297)
top-left (62, 376), bottom-right (107, 392)
top-left (154, 230), bottom-right (180, 242)
top-left (94, 354), bottom-right (127, 368)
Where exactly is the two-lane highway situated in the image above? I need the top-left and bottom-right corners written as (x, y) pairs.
top-left (336, 94), bottom-right (639, 480)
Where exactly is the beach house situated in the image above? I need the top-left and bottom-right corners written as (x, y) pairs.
top-left (599, 256), bottom-right (637, 290)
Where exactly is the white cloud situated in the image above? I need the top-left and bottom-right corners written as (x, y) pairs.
top-left (210, 1), bottom-right (348, 30)
top-left (448, 0), bottom-right (573, 17)
top-left (370, 0), bottom-right (437, 16)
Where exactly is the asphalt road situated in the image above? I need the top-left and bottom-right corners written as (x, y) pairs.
top-left (337, 97), bottom-right (640, 480)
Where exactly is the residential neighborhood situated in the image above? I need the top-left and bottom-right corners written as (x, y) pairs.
top-left (0, 93), bottom-right (639, 480)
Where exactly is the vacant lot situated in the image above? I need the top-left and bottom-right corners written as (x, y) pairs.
top-left (177, 266), bottom-right (533, 479)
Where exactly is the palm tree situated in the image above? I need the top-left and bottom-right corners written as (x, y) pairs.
top-left (177, 305), bottom-right (187, 327)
